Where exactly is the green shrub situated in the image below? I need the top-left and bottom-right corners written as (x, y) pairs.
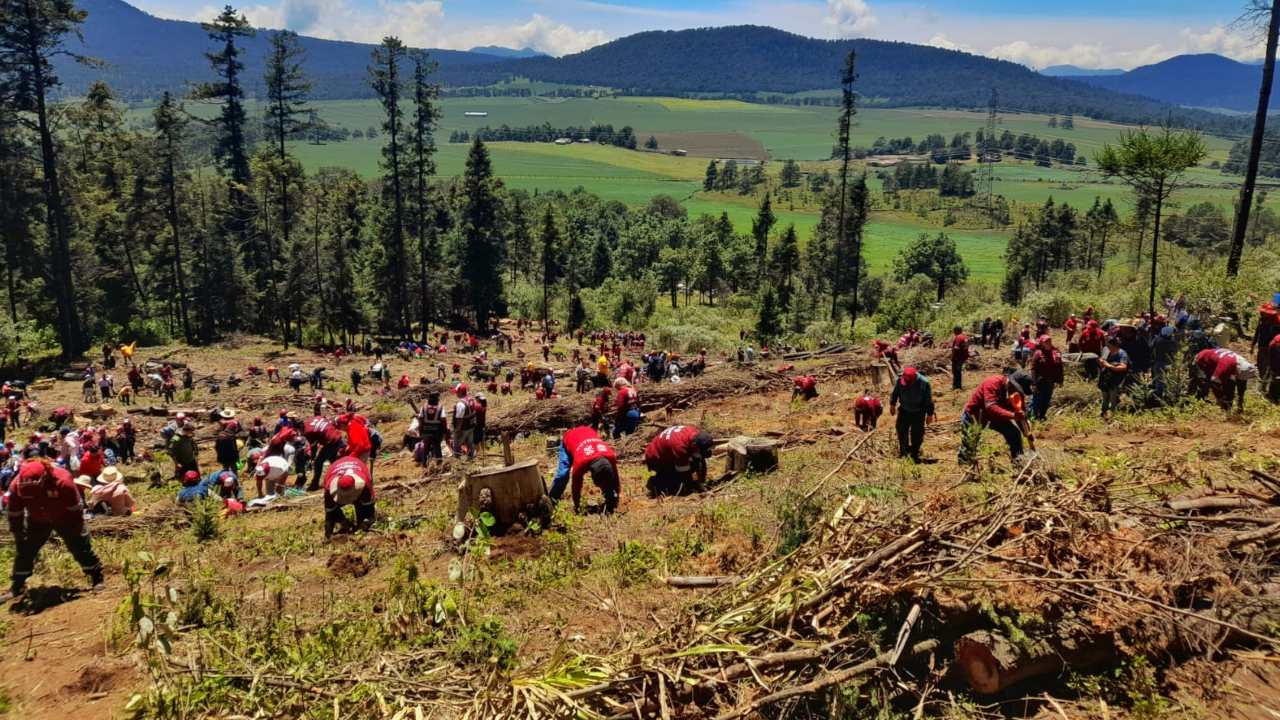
top-left (775, 489), bottom-right (825, 556)
top-left (450, 617), bottom-right (518, 672)
top-left (189, 498), bottom-right (221, 543)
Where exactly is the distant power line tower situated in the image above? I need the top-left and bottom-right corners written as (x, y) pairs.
top-left (978, 88), bottom-right (999, 226)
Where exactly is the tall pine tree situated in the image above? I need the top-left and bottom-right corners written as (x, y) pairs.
top-left (461, 138), bottom-right (503, 328)
top-left (263, 29), bottom-right (309, 343)
top-left (369, 36), bottom-right (410, 336)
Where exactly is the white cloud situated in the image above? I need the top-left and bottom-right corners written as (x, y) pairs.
top-left (1178, 25), bottom-right (1263, 61)
top-left (924, 33), bottom-right (967, 52)
top-left (138, 0), bottom-right (605, 56)
top-left (457, 14), bottom-right (610, 56)
top-left (823, 0), bottom-right (876, 36)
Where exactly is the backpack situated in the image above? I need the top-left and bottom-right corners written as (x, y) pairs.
top-left (419, 405), bottom-right (445, 436)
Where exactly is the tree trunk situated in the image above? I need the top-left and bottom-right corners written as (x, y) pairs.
top-left (1096, 227), bottom-right (1108, 279)
top-left (29, 34), bottom-right (82, 357)
top-left (1227, 0), bottom-right (1280, 277)
top-left (165, 146), bottom-right (192, 343)
top-left (1149, 185), bottom-right (1164, 315)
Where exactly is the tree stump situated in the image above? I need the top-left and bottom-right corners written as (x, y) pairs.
top-left (954, 629), bottom-right (1113, 694)
top-left (724, 437), bottom-right (780, 474)
top-left (454, 458), bottom-right (551, 536)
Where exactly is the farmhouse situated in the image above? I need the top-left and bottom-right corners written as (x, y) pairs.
top-left (463, 111), bottom-right (488, 117)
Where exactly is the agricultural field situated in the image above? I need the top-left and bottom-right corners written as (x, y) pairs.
top-left (138, 95), bottom-right (1271, 281)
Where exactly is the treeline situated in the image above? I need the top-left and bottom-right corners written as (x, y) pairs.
top-left (1223, 133), bottom-right (1280, 178)
top-left (878, 162), bottom-right (976, 197)
top-left (859, 132), bottom-right (972, 160)
top-left (1, 6), bottom-right (877, 357)
top-left (976, 129), bottom-right (1082, 166)
top-left (1002, 197), bottom-right (1120, 302)
top-left (701, 160), bottom-right (769, 195)
top-left (448, 123), bottom-right (638, 148)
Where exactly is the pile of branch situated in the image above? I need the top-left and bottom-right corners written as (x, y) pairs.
top-left (532, 465), bottom-right (1279, 718)
top-left (486, 365), bottom-right (791, 436)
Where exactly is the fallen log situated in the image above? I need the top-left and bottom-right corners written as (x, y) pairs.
top-left (1168, 496), bottom-right (1266, 513)
top-left (1230, 522), bottom-right (1280, 547)
top-left (954, 629), bottom-right (1114, 694)
top-left (665, 575), bottom-right (740, 588)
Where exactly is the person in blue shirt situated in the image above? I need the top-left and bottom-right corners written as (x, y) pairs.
top-left (1098, 338), bottom-right (1131, 419)
top-left (177, 470), bottom-right (235, 504)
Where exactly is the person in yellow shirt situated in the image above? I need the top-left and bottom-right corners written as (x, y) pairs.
top-left (119, 341), bottom-right (137, 367)
top-left (597, 354), bottom-right (610, 375)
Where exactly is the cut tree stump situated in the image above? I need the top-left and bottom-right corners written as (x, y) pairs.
top-left (724, 437), bottom-right (780, 474)
top-left (954, 630), bottom-right (1114, 694)
top-left (454, 458), bottom-right (551, 535)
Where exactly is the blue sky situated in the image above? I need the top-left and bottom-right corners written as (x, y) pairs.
top-left (133, 0), bottom-right (1265, 69)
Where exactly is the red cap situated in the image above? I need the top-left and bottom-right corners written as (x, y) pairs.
top-left (337, 474), bottom-right (356, 491)
top-left (183, 470), bottom-right (200, 484)
top-left (17, 460), bottom-right (45, 480)
top-left (901, 367), bottom-right (918, 384)
top-left (455, 383), bottom-right (468, 397)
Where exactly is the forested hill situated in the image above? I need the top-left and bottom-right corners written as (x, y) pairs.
top-left (57, 0), bottom-right (1241, 131)
top-left (53, 0), bottom-right (508, 101)
top-left (498, 27), bottom-right (1228, 127)
top-left (1072, 54), bottom-right (1278, 113)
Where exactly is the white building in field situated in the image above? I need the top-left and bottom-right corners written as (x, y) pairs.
top-left (463, 111), bottom-right (488, 117)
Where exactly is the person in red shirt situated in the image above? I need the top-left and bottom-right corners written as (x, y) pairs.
top-left (550, 426), bottom-right (620, 513)
top-left (1028, 335), bottom-right (1064, 421)
top-left (303, 415), bottom-right (346, 491)
top-left (1078, 320), bottom-right (1106, 379)
top-left (5, 459), bottom-right (103, 600)
top-left (949, 326), bottom-right (970, 390)
top-left (853, 391), bottom-right (883, 431)
top-left (791, 375), bottom-right (818, 402)
top-left (337, 413), bottom-right (373, 464)
top-left (322, 456), bottom-right (375, 538)
top-left (644, 425), bottom-right (715, 496)
top-left (1268, 333), bottom-right (1280, 403)
top-left (591, 387), bottom-right (612, 431)
top-left (1064, 314), bottom-right (1079, 350)
top-left (1192, 348), bottom-right (1253, 411)
top-left (872, 340), bottom-right (902, 374)
top-left (77, 446), bottom-right (105, 480)
top-left (613, 379), bottom-right (641, 438)
top-left (960, 372), bottom-right (1034, 463)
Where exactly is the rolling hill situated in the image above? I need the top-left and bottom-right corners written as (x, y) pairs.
top-left (53, 0), bottom-right (1244, 132)
top-left (1073, 54), bottom-right (1272, 112)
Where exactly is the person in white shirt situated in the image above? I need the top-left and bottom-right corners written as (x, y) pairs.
top-left (252, 450), bottom-right (292, 498)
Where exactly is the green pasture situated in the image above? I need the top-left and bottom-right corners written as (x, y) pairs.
top-left (129, 95), bottom-right (1266, 284)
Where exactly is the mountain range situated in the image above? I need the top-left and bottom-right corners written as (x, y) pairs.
top-left (467, 46), bottom-right (547, 59)
top-left (52, 0), bottom-right (1249, 131)
top-left (1070, 54), bottom-right (1275, 112)
top-left (1039, 65), bottom-right (1125, 77)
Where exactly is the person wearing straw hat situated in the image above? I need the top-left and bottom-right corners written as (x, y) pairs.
top-left (322, 456), bottom-right (375, 538)
top-left (90, 465), bottom-right (134, 516)
top-left (5, 458), bottom-right (104, 601)
top-left (215, 409), bottom-right (241, 472)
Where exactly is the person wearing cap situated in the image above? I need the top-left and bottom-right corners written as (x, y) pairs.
top-left (168, 423), bottom-right (199, 480)
top-left (322, 455), bottom-right (375, 538)
top-left (1192, 347), bottom-right (1256, 412)
top-left (177, 469), bottom-right (218, 503)
top-left (416, 393), bottom-right (448, 461)
top-left (451, 384), bottom-right (477, 459)
top-left (304, 414), bottom-right (346, 491)
top-left (1028, 335), bottom-right (1064, 421)
top-left (871, 340), bottom-right (902, 375)
top-left (217, 471), bottom-right (245, 514)
top-left (550, 426), bottom-right (620, 513)
top-left (1078, 320), bottom-right (1106, 380)
top-left (78, 444), bottom-right (105, 481)
top-left (87, 466), bottom-right (134, 516)
top-left (1252, 295), bottom-right (1280, 381)
top-left (1098, 337), bottom-right (1131, 419)
top-left (246, 416), bottom-right (269, 449)
top-left (337, 411), bottom-right (373, 464)
top-left (612, 378), bottom-right (641, 439)
top-left (590, 387), bottom-right (613, 432)
top-left (854, 390), bottom-right (883, 432)
top-left (889, 367), bottom-right (935, 462)
top-left (644, 425), bottom-right (715, 496)
top-left (961, 372), bottom-right (1035, 462)
top-left (252, 450), bottom-right (291, 497)
top-left (791, 375), bottom-right (819, 402)
top-left (944, 326), bottom-right (969, 390)
top-left (5, 459), bottom-right (104, 600)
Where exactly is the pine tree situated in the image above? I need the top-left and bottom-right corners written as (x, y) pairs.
top-left (832, 50), bottom-right (861, 323)
top-left (756, 286), bottom-right (781, 343)
top-left (538, 206), bottom-right (561, 329)
top-left (262, 29), bottom-right (309, 343)
top-left (703, 159), bottom-right (718, 191)
top-left (409, 51), bottom-right (439, 342)
top-left (0, 0), bottom-right (90, 354)
top-left (369, 36), bottom-right (410, 336)
top-left (750, 193), bottom-right (775, 288)
top-left (771, 224), bottom-right (799, 312)
top-left (461, 138), bottom-right (504, 328)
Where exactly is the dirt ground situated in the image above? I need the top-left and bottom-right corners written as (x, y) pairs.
top-left (1, 326), bottom-right (1278, 719)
